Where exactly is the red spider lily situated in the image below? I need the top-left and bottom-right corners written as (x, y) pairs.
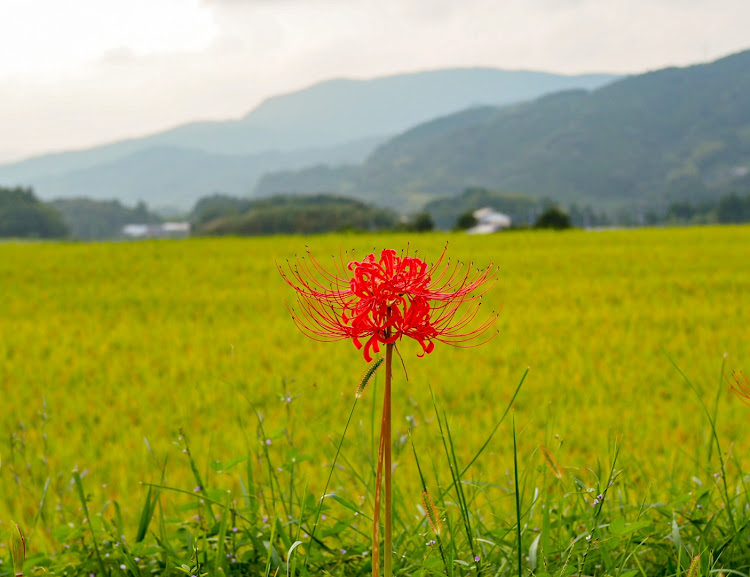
top-left (279, 246), bottom-right (499, 362)
top-left (280, 245), bottom-right (500, 577)
top-left (730, 371), bottom-right (750, 405)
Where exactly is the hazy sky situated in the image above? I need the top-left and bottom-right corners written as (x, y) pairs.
top-left (2, 0), bottom-right (749, 162)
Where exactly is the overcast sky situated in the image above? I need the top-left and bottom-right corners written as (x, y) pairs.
top-left (1, 0), bottom-right (749, 162)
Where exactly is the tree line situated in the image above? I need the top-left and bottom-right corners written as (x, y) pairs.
top-left (0, 186), bottom-right (68, 238)
top-left (2, 184), bottom-right (750, 240)
top-left (659, 193), bottom-right (750, 225)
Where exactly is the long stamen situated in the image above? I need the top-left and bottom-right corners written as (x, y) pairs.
top-left (282, 247), bottom-right (499, 358)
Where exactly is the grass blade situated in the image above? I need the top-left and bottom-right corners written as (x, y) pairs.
top-left (72, 471), bottom-right (108, 577)
top-left (135, 485), bottom-right (158, 543)
top-left (513, 414), bottom-right (523, 577)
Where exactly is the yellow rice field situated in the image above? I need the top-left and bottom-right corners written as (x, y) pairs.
top-left (1, 227), bottom-right (749, 529)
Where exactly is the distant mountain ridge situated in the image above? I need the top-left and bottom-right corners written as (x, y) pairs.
top-left (0, 68), bottom-right (619, 208)
top-left (24, 139), bottom-right (384, 209)
top-left (257, 49), bottom-right (750, 213)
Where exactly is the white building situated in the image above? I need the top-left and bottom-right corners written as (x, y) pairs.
top-left (122, 222), bottom-right (190, 239)
top-left (466, 207), bottom-right (512, 234)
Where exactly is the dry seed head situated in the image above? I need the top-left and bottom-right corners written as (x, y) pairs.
top-left (540, 445), bottom-right (564, 479)
top-left (422, 490), bottom-right (442, 536)
top-left (686, 555), bottom-right (700, 577)
top-left (355, 357), bottom-right (384, 398)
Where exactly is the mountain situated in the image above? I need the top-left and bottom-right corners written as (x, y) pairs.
top-left (256, 49), bottom-right (750, 214)
top-left (224, 70), bottom-right (619, 153)
top-left (0, 69), bottom-right (618, 208)
top-left (24, 139), bottom-right (383, 210)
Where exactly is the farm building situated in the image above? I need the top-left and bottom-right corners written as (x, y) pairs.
top-left (466, 207), bottom-right (512, 234)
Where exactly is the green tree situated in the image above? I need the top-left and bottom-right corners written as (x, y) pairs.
top-left (534, 206), bottom-right (572, 230)
top-left (453, 210), bottom-right (478, 230)
top-left (668, 201), bottom-right (696, 222)
top-left (0, 186), bottom-right (68, 238)
top-left (190, 194), bottom-right (252, 225)
top-left (193, 194), bottom-right (397, 236)
top-left (717, 193), bottom-right (750, 223)
top-left (412, 212), bottom-right (434, 232)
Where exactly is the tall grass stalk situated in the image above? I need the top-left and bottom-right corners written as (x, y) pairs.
top-left (303, 355), bottom-right (383, 572)
top-left (665, 351), bottom-right (736, 532)
top-left (512, 414), bottom-right (522, 577)
top-left (410, 433), bottom-right (450, 576)
top-left (577, 441), bottom-right (620, 574)
top-left (304, 395), bottom-right (361, 570)
top-left (72, 471), bottom-right (108, 577)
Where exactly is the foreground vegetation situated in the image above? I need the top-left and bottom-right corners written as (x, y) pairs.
top-left (1, 227), bottom-right (749, 575)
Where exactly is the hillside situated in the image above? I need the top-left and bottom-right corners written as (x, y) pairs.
top-left (0, 69), bottom-right (617, 208)
top-left (27, 142), bottom-right (380, 210)
top-left (257, 49), bottom-right (750, 214)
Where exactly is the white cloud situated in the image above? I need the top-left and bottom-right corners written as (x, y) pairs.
top-left (0, 0), bottom-right (217, 81)
top-left (1, 0), bottom-right (749, 161)
top-left (191, 0), bottom-right (750, 83)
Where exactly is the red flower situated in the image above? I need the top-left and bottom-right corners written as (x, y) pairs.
top-left (279, 246), bottom-right (498, 362)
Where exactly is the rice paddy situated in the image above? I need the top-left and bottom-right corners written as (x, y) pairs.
top-left (1, 226), bottom-right (749, 575)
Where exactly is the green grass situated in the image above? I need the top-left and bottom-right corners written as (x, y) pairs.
top-left (0, 227), bottom-right (749, 575)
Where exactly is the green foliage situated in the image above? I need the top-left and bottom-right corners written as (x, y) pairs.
top-left (190, 194), bottom-right (253, 225)
top-left (667, 200), bottom-right (702, 222)
top-left (453, 210), bottom-right (478, 230)
top-left (717, 192), bottom-right (750, 223)
top-left (50, 197), bottom-right (162, 239)
top-left (649, 191), bottom-right (750, 225)
top-left (2, 358), bottom-right (749, 575)
top-left (566, 203), bottom-right (611, 228)
top-left (534, 206), bottom-right (572, 229)
top-left (396, 212), bottom-right (434, 232)
top-left (0, 186), bottom-right (68, 238)
top-left (414, 212), bottom-right (435, 232)
top-left (192, 194), bottom-right (397, 236)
